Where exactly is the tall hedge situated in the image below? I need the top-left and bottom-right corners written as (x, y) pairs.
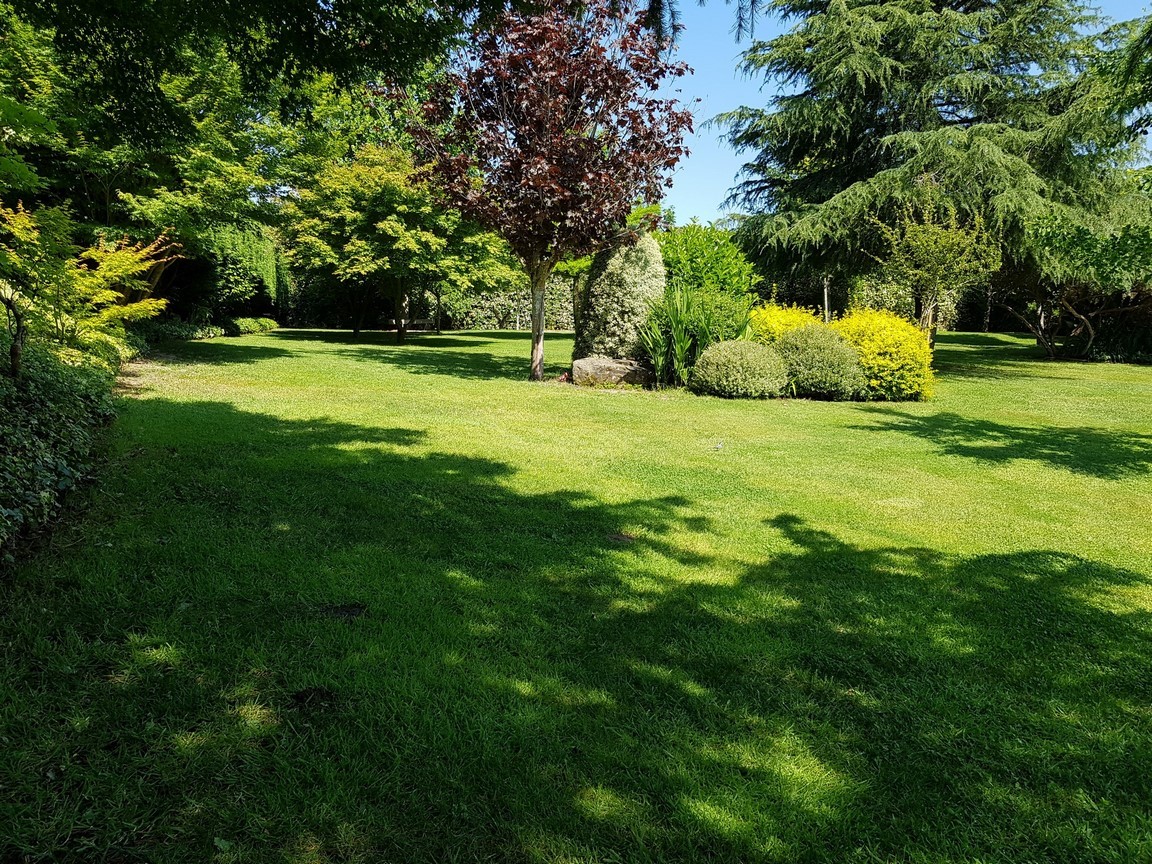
top-left (573, 233), bottom-right (665, 360)
top-left (1, 340), bottom-right (115, 556)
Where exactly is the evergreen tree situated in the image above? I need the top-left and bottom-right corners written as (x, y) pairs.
top-left (718, 0), bottom-right (1141, 282)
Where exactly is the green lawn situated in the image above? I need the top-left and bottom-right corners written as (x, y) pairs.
top-left (3, 330), bottom-right (1151, 863)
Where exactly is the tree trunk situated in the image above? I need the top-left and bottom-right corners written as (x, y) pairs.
top-left (983, 284), bottom-right (994, 332)
top-left (395, 283), bottom-right (408, 344)
top-left (528, 262), bottom-right (550, 381)
top-left (2, 293), bottom-right (25, 379)
top-left (998, 301), bottom-right (1055, 358)
top-left (822, 274), bottom-right (832, 324)
top-left (7, 335), bottom-right (20, 380)
top-left (1061, 296), bottom-right (1096, 358)
top-left (351, 289), bottom-right (364, 336)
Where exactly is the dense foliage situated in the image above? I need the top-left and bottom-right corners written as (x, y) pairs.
top-left (776, 324), bottom-right (866, 400)
top-left (8, 0), bottom-right (508, 142)
top-left (749, 303), bottom-right (822, 344)
top-left (452, 282), bottom-right (575, 332)
top-left (720, 0), bottom-right (1150, 354)
top-left (862, 207), bottom-right (1002, 342)
top-left (408, 0), bottom-right (693, 379)
top-left (834, 310), bottom-right (935, 401)
top-left (658, 222), bottom-right (760, 297)
top-left (657, 222), bottom-right (758, 343)
top-left (0, 337), bottom-right (113, 555)
top-left (689, 339), bottom-right (788, 399)
top-left (574, 233), bottom-right (666, 361)
top-left (281, 145), bottom-right (520, 339)
top-left (641, 282), bottom-right (723, 388)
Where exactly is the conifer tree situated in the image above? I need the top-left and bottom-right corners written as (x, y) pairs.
top-left (718, 0), bottom-right (1141, 280)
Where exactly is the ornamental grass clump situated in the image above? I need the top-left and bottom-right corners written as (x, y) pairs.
top-left (689, 339), bottom-right (787, 399)
top-left (833, 309), bottom-right (934, 400)
top-left (776, 324), bottom-right (866, 400)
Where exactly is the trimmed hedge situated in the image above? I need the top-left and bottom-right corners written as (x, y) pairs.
top-left (777, 324), bottom-right (866, 400)
top-left (131, 317), bottom-right (278, 345)
top-left (1, 340), bottom-right (115, 557)
top-left (833, 309), bottom-right (934, 401)
top-left (222, 317), bottom-right (280, 337)
top-left (689, 340), bottom-right (788, 399)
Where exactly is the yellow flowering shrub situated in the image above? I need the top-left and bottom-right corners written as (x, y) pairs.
top-left (832, 309), bottom-right (934, 401)
top-left (749, 303), bottom-right (822, 344)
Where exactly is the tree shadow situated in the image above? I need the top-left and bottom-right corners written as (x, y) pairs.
top-left (262, 330), bottom-right (580, 380)
top-left (269, 329), bottom-right (500, 350)
top-left (850, 408), bottom-right (1152, 478)
top-left (337, 346), bottom-right (559, 380)
top-left (932, 332), bottom-right (1055, 381)
top-left (148, 341), bottom-right (296, 365)
top-left (2, 399), bottom-right (1150, 862)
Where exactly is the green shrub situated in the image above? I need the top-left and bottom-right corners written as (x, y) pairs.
top-left (750, 303), bottom-right (823, 343)
top-left (833, 309), bottom-right (934, 400)
top-left (129, 317), bottom-right (277, 345)
top-left (1, 338), bottom-right (114, 556)
top-left (224, 317), bottom-right (280, 336)
top-left (777, 324), bottom-right (866, 400)
top-left (640, 282), bottom-right (712, 387)
top-left (657, 223), bottom-right (757, 342)
top-left (574, 232), bottom-right (666, 360)
top-left (71, 328), bottom-right (141, 373)
top-left (689, 340), bottom-right (787, 399)
top-left (848, 277), bottom-right (916, 321)
top-left (452, 280), bottom-right (574, 331)
top-left (130, 320), bottom-right (220, 343)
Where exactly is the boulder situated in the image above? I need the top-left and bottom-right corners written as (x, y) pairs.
top-left (572, 357), bottom-right (653, 388)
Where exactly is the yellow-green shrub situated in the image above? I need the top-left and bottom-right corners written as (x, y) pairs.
top-left (750, 303), bottom-right (822, 344)
top-left (832, 309), bottom-right (934, 401)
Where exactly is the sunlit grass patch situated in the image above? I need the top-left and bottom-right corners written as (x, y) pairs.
top-left (1, 330), bottom-right (1150, 862)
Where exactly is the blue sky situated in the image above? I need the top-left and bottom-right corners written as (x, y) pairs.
top-left (662, 0), bottom-right (1152, 223)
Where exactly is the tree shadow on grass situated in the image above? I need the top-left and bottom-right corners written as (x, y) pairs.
top-left (851, 408), bottom-right (1152, 478)
top-left (148, 340), bottom-right (296, 365)
top-left (2, 399), bottom-right (1150, 862)
top-left (266, 329), bottom-right (578, 380)
top-left (269, 329), bottom-right (501, 350)
top-left (932, 332), bottom-right (1059, 381)
top-left (269, 329), bottom-right (572, 381)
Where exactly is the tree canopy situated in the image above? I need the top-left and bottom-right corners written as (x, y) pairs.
top-left (719, 0), bottom-right (1140, 271)
top-left (409, 0), bottom-right (694, 379)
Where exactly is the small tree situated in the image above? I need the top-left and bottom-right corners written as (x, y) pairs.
top-left (1, 202), bottom-right (171, 378)
top-left (865, 207), bottom-right (1001, 345)
top-left (283, 145), bottom-right (518, 340)
top-left (407, 0), bottom-right (693, 380)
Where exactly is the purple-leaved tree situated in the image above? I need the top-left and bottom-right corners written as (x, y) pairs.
top-left (406, 0), bottom-right (694, 380)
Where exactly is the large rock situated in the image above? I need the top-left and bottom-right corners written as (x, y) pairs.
top-left (572, 357), bottom-right (653, 388)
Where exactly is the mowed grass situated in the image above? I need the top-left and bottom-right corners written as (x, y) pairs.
top-left (2, 329), bottom-right (1152, 863)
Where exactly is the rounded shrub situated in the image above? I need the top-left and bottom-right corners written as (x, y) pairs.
top-left (776, 324), bottom-right (865, 400)
top-left (689, 340), bottom-right (788, 399)
top-left (749, 303), bottom-right (822, 344)
top-left (832, 309), bottom-right (934, 401)
top-left (574, 232), bottom-right (666, 361)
